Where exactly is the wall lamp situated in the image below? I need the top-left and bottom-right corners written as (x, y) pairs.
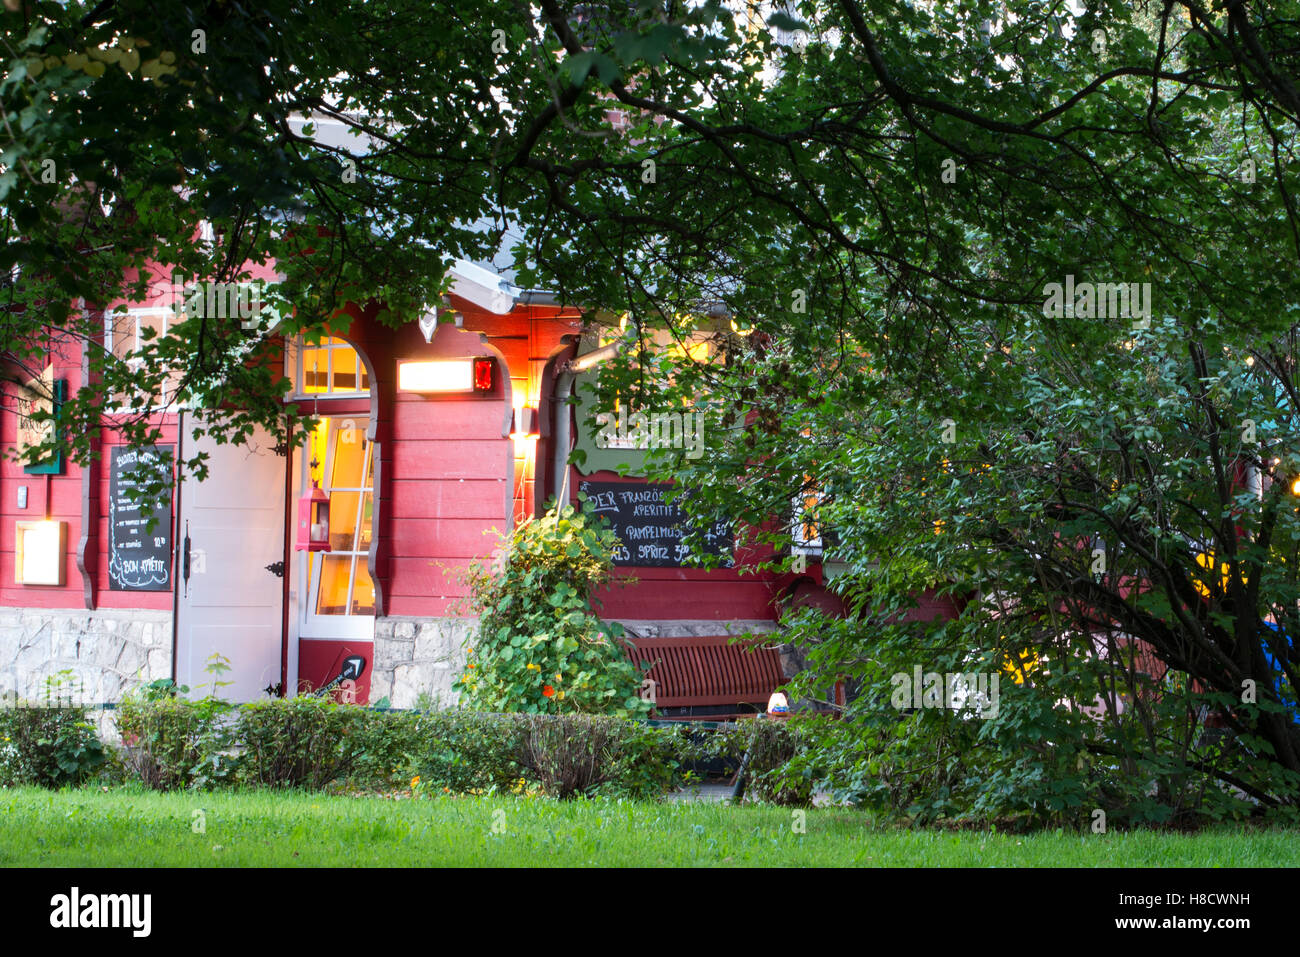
top-left (397, 357), bottom-right (495, 394)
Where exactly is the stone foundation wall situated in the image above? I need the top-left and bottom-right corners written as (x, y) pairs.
top-left (0, 607), bottom-right (172, 707)
top-left (371, 617), bottom-right (474, 709)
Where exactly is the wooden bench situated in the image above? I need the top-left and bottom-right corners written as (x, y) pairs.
top-left (625, 634), bottom-right (786, 721)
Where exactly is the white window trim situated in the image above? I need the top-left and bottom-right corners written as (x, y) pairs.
top-left (791, 489), bottom-right (824, 556)
top-left (286, 337), bottom-right (371, 401)
top-left (300, 417), bottom-right (376, 637)
top-left (104, 306), bottom-right (185, 413)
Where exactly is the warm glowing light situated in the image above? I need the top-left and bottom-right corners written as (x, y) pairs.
top-left (1003, 648), bottom-right (1040, 686)
top-left (1291, 477), bottom-right (1300, 497)
top-left (510, 406), bottom-right (539, 442)
top-left (666, 340), bottom-right (712, 363)
top-left (1193, 552), bottom-right (1244, 598)
top-left (397, 359), bottom-right (474, 393)
top-left (766, 692), bottom-right (789, 715)
top-left (15, 520), bottom-right (65, 586)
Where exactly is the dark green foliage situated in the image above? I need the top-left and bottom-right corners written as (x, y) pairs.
top-left (405, 711), bottom-right (531, 795)
top-left (517, 714), bottom-right (692, 800)
top-left (117, 695), bottom-right (224, 791)
top-left (453, 503), bottom-right (652, 719)
top-left (111, 698), bottom-right (694, 800)
top-left (234, 697), bottom-right (382, 791)
top-left (116, 667), bottom-right (238, 791)
top-left (696, 716), bottom-right (822, 806)
top-left (0, 705), bottom-right (106, 788)
top-left (754, 608), bottom-right (1300, 829)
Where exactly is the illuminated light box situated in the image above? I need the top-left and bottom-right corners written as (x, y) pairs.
top-left (397, 358), bottom-right (494, 394)
top-left (15, 520), bottom-right (66, 586)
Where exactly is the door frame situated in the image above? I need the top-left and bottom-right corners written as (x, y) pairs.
top-left (286, 403), bottom-right (379, 693)
top-left (295, 412), bottom-right (378, 641)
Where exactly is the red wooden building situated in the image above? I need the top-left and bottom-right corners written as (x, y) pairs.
top-left (4, 254), bottom-right (968, 716)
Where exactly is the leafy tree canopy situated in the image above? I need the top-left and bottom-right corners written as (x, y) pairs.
top-left (6, 0), bottom-right (1300, 814)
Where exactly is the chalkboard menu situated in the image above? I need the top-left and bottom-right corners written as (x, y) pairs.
top-left (108, 445), bottom-right (174, 591)
top-left (578, 480), bottom-right (733, 568)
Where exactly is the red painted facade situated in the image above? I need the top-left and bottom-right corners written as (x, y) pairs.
top-left (1, 265), bottom-right (959, 710)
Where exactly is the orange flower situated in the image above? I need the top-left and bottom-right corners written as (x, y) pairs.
top-left (542, 684), bottom-right (556, 698)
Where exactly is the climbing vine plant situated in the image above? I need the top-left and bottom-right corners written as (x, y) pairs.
top-left (453, 502), bottom-right (652, 718)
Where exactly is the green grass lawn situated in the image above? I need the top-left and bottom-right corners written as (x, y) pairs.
top-left (1, 785), bottom-right (1295, 867)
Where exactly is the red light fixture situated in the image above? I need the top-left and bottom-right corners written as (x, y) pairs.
top-left (473, 357), bottom-right (494, 392)
top-left (296, 480), bottom-right (331, 552)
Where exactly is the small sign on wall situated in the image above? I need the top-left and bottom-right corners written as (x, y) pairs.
top-left (578, 480), bottom-right (733, 568)
top-left (14, 365), bottom-right (65, 475)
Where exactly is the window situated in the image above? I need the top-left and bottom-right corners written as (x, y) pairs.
top-left (791, 484), bottom-right (824, 555)
top-left (302, 415), bottom-right (376, 631)
top-left (289, 336), bottom-right (370, 396)
top-left (105, 307), bottom-right (180, 410)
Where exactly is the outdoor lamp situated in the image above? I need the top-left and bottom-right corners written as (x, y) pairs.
top-left (14, 520), bottom-right (66, 585)
top-left (296, 480), bottom-right (331, 552)
top-left (510, 406), bottom-right (539, 443)
top-left (396, 357), bottom-right (495, 393)
top-left (767, 691), bottom-right (790, 718)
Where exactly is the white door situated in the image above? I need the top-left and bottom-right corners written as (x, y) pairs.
top-left (175, 413), bottom-right (287, 701)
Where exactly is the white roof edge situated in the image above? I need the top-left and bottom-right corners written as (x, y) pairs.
top-left (448, 259), bottom-right (518, 314)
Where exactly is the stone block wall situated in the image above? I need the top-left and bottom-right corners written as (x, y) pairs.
top-left (370, 617), bottom-right (474, 709)
top-left (0, 607), bottom-right (172, 706)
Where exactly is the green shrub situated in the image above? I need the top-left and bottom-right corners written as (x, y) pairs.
top-left (117, 695), bottom-right (220, 790)
top-left (116, 667), bottom-right (239, 791)
top-left (594, 719), bottom-right (696, 799)
top-left (453, 503), bottom-right (652, 718)
top-left (235, 696), bottom-right (381, 790)
top-left (693, 716), bottom-right (820, 806)
top-left (403, 711), bottom-right (693, 799)
top-left (407, 711), bottom-right (532, 794)
top-left (345, 708), bottom-right (423, 791)
top-left (518, 714), bottom-right (694, 800)
top-left (32, 682), bottom-right (696, 802)
top-left (0, 704), bottom-right (106, 788)
top-left (762, 606), bottom-right (1297, 829)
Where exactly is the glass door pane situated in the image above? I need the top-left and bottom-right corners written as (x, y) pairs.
top-left (301, 415), bottom-right (376, 639)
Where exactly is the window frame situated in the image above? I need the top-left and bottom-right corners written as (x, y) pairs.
top-left (300, 415), bottom-right (377, 637)
top-left (286, 336), bottom-right (372, 400)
